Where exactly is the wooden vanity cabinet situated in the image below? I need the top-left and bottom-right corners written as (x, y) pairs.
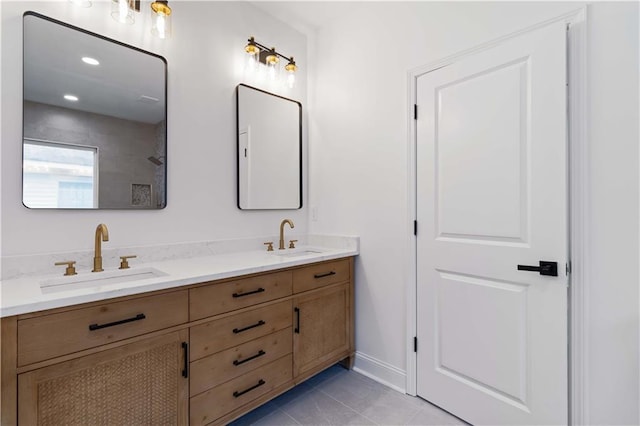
top-left (0, 257), bottom-right (354, 426)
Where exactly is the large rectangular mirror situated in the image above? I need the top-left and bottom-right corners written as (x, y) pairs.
top-left (23, 12), bottom-right (167, 209)
top-left (237, 84), bottom-right (302, 210)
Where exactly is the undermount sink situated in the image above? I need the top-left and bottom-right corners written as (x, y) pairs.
top-left (272, 249), bottom-right (325, 258)
top-left (40, 267), bottom-right (167, 294)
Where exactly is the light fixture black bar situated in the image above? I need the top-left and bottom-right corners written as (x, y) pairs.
top-left (252, 39), bottom-right (292, 61)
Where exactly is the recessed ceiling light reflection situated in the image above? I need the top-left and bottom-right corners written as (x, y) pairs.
top-left (82, 57), bottom-right (99, 65)
top-left (64, 95), bottom-right (79, 102)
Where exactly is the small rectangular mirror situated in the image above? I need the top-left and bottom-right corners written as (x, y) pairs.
top-left (237, 84), bottom-right (302, 210)
top-left (22, 12), bottom-right (167, 209)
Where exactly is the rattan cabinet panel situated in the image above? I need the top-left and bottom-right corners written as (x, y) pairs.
top-left (18, 330), bottom-right (189, 426)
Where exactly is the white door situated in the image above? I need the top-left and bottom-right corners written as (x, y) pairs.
top-left (416, 21), bottom-right (568, 425)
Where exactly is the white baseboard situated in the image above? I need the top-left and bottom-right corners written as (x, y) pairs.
top-left (352, 351), bottom-right (407, 394)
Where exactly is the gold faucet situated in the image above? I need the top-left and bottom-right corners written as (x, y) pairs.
top-left (279, 219), bottom-right (294, 250)
top-left (92, 223), bottom-right (109, 272)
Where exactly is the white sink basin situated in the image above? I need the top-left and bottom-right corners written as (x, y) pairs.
top-left (40, 267), bottom-right (167, 294)
top-left (272, 249), bottom-right (325, 258)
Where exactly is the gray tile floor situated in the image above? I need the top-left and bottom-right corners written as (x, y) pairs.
top-left (229, 365), bottom-right (467, 426)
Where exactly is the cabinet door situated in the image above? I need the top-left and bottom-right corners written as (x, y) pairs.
top-left (293, 283), bottom-right (351, 377)
top-left (18, 330), bottom-right (189, 426)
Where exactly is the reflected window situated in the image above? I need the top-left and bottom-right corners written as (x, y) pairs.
top-left (23, 140), bottom-right (97, 208)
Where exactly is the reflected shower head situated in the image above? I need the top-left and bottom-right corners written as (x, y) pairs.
top-left (147, 156), bottom-right (164, 165)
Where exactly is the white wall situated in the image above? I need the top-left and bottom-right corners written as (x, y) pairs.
top-left (1, 1), bottom-right (308, 256)
top-left (586, 3), bottom-right (639, 423)
top-left (307, 2), bottom-right (639, 424)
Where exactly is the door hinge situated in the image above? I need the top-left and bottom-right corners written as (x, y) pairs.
top-left (414, 104), bottom-right (418, 120)
top-left (566, 262), bottom-right (571, 276)
top-left (414, 336), bottom-right (418, 353)
top-left (413, 220), bottom-right (417, 236)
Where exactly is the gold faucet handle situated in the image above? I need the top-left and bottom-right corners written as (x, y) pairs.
top-left (263, 242), bottom-right (274, 252)
top-left (289, 239), bottom-right (298, 249)
top-left (54, 261), bottom-right (77, 276)
top-left (119, 255), bottom-right (137, 270)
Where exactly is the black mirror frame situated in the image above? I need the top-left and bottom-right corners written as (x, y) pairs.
top-left (22, 11), bottom-right (168, 210)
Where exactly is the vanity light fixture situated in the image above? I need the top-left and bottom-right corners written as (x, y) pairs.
top-left (72, 0), bottom-right (171, 39)
top-left (244, 36), bottom-right (299, 88)
top-left (64, 94), bottom-right (79, 102)
top-left (150, 0), bottom-right (172, 39)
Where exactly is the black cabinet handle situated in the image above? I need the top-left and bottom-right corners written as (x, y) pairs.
top-left (294, 307), bottom-right (300, 334)
top-left (232, 288), bottom-right (265, 298)
top-left (233, 350), bottom-right (266, 366)
top-left (233, 379), bottom-right (266, 398)
top-left (181, 342), bottom-right (189, 378)
top-left (88, 313), bottom-right (146, 331)
top-left (314, 271), bottom-right (336, 279)
top-left (517, 261), bottom-right (558, 277)
top-left (233, 320), bottom-right (265, 334)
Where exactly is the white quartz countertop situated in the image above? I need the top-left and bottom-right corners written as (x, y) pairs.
top-left (0, 245), bottom-right (358, 317)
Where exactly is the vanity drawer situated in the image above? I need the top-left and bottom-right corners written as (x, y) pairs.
top-left (190, 354), bottom-right (292, 426)
top-left (293, 259), bottom-right (351, 293)
top-left (190, 300), bottom-right (292, 361)
top-left (190, 327), bottom-right (292, 395)
top-left (190, 271), bottom-right (292, 321)
top-left (17, 290), bottom-right (188, 366)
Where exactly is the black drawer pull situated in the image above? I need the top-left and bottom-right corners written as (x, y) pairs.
top-left (232, 288), bottom-right (265, 298)
top-left (314, 271), bottom-right (336, 279)
top-left (233, 379), bottom-right (266, 398)
top-left (233, 350), bottom-right (266, 366)
top-left (294, 307), bottom-right (300, 334)
top-left (233, 320), bottom-right (265, 334)
top-left (181, 342), bottom-right (189, 378)
top-left (88, 313), bottom-right (146, 331)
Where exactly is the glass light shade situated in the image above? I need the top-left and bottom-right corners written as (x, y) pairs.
top-left (285, 58), bottom-right (297, 88)
top-left (111, 0), bottom-right (134, 24)
top-left (151, 1), bottom-right (172, 39)
top-left (245, 38), bottom-right (259, 55)
top-left (287, 72), bottom-right (296, 89)
top-left (265, 54), bottom-right (279, 65)
top-left (284, 58), bottom-right (297, 73)
top-left (265, 48), bottom-right (279, 66)
top-left (267, 60), bottom-right (279, 82)
top-left (245, 51), bottom-right (258, 75)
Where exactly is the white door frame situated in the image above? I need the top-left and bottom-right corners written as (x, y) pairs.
top-left (405, 8), bottom-right (588, 425)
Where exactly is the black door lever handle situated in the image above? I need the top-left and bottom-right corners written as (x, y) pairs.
top-left (517, 261), bottom-right (558, 277)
